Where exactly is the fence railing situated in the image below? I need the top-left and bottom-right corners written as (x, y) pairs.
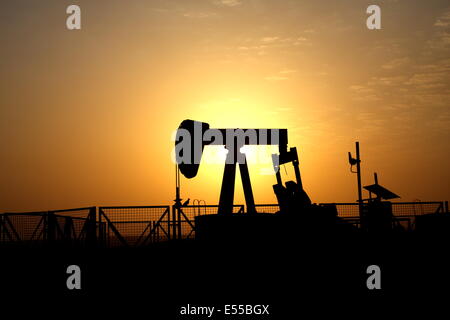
top-left (98, 206), bottom-right (171, 248)
top-left (177, 204), bottom-right (245, 240)
top-left (1, 201), bottom-right (447, 247)
top-left (0, 207), bottom-right (96, 247)
top-left (320, 201), bottom-right (445, 218)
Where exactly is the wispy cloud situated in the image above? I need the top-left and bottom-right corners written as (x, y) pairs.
top-left (183, 11), bottom-right (217, 18)
top-left (382, 57), bottom-right (411, 70)
top-left (434, 9), bottom-right (450, 27)
top-left (260, 36), bottom-right (311, 47)
top-left (265, 69), bottom-right (297, 82)
top-left (428, 8), bottom-right (450, 50)
top-left (279, 69), bottom-right (297, 74)
top-left (261, 36), bottom-right (279, 43)
top-left (264, 76), bottom-right (288, 81)
top-left (213, 0), bottom-right (242, 7)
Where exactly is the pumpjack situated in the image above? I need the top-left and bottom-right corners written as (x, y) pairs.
top-left (175, 119), bottom-right (290, 215)
top-left (174, 119), bottom-right (328, 215)
top-left (174, 119), bottom-right (342, 241)
top-left (175, 119), bottom-right (415, 241)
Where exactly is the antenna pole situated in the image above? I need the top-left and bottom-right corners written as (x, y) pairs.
top-left (173, 164), bottom-right (181, 240)
top-left (356, 142), bottom-right (363, 218)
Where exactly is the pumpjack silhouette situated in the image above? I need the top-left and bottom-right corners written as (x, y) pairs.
top-left (175, 120), bottom-right (357, 242)
top-left (175, 119), bottom-right (450, 243)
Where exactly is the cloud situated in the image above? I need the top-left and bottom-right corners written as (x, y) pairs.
top-left (279, 69), bottom-right (297, 74)
top-left (349, 85), bottom-right (375, 93)
top-left (259, 36), bottom-right (311, 47)
top-left (349, 85), bottom-right (380, 102)
top-left (434, 9), bottom-right (450, 27)
top-left (381, 57), bottom-right (411, 70)
top-left (404, 72), bottom-right (447, 89)
top-left (183, 11), bottom-right (217, 18)
top-left (264, 76), bottom-right (288, 81)
top-left (428, 9), bottom-right (450, 49)
top-left (367, 76), bottom-right (408, 87)
top-left (261, 36), bottom-right (279, 43)
top-left (265, 69), bottom-right (298, 81)
top-left (214, 0), bottom-right (242, 7)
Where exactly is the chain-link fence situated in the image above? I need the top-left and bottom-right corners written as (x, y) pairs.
top-left (256, 201), bottom-right (446, 230)
top-left (51, 207), bottom-right (97, 247)
top-left (254, 204), bottom-right (280, 214)
top-left (178, 204), bottom-right (245, 239)
top-left (0, 207), bottom-right (96, 247)
top-left (98, 206), bottom-right (171, 247)
top-left (1, 201), bottom-right (447, 247)
top-left (256, 202), bottom-right (445, 217)
top-left (320, 201), bottom-right (446, 230)
top-left (1, 211), bottom-right (48, 246)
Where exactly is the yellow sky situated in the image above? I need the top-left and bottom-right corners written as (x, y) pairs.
top-left (1, 0), bottom-right (449, 212)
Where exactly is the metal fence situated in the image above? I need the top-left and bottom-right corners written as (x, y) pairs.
top-left (1, 211), bottom-right (48, 246)
top-left (256, 202), bottom-right (445, 216)
top-left (1, 201), bottom-right (447, 247)
top-left (321, 201), bottom-right (446, 230)
top-left (0, 207), bottom-right (96, 247)
top-left (255, 201), bottom-right (447, 230)
top-left (254, 204), bottom-right (280, 214)
top-left (178, 204), bottom-right (245, 240)
top-left (98, 206), bottom-right (171, 247)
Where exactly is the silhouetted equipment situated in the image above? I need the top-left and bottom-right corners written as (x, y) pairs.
top-left (176, 120), bottom-right (210, 179)
top-left (173, 164), bottom-right (183, 239)
top-left (348, 142), bottom-right (363, 217)
top-left (175, 119), bottom-right (288, 215)
top-left (348, 152), bottom-right (359, 172)
top-left (272, 147), bottom-right (311, 214)
top-left (364, 184), bottom-right (400, 201)
top-left (363, 172), bottom-right (400, 201)
top-left (359, 171), bottom-right (401, 232)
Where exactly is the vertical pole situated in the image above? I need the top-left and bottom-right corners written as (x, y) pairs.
top-left (218, 149), bottom-right (237, 215)
top-left (239, 155), bottom-right (256, 214)
top-left (177, 207), bottom-right (182, 240)
top-left (374, 172), bottom-right (378, 184)
top-left (218, 163), bottom-right (237, 214)
top-left (356, 142), bottom-right (363, 218)
top-left (98, 208), bottom-right (103, 247)
top-left (172, 202), bottom-right (177, 241)
top-left (173, 165), bottom-right (181, 240)
top-left (87, 207), bottom-right (96, 248)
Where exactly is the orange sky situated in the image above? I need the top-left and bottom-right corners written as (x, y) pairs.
top-left (1, 0), bottom-right (449, 212)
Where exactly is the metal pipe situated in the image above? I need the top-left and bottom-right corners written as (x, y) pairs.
top-left (356, 142), bottom-right (363, 218)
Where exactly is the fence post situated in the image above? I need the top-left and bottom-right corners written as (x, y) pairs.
top-left (171, 205), bottom-right (178, 240)
top-left (86, 207), bottom-right (97, 248)
top-left (98, 208), bottom-right (103, 247)
top-left (47, 212), bottom-right (56, 245)
top-left (177, 207), bottom-right (182, 240)
top-left (168, 206), bottom-right (172, 240)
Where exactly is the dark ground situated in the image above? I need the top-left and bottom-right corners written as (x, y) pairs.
top-left (1, 230), bottom-right (449, 318)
